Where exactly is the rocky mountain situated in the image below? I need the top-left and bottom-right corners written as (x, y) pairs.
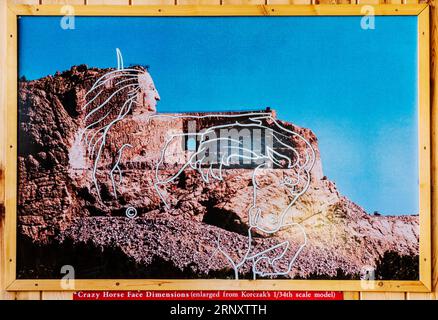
top-left (17, 65), bottom-right (419, 280)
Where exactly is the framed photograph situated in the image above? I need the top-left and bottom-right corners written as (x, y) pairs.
top-left (4, 3), bottom-right (431, 292)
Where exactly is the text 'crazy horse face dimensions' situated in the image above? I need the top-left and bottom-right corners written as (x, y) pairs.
top-left (81, 49), bottom-right (316, 279)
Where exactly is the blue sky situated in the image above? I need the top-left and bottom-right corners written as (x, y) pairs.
top-left (18, 16), bottom-right (419, 215)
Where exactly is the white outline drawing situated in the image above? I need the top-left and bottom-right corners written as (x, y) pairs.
top-left (82, 49), bottom-right (315, 279)
top-left (110, 143), bottom-right (132, 197)
top-left (150, 113), bottom-right (315, 279)
top-left (81, 48), bottom-right (143, 200)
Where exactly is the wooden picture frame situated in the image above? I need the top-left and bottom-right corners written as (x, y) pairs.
top-left (4, 2), bottom-right (431, 292)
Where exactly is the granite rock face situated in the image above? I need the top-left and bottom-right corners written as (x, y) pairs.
top-left (17, 66), bottom-right (419, 279)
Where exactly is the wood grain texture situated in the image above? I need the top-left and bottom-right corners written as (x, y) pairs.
top-left (0, 219), bottom-right (15, 300)
top-left (5, 0), bottom-right (19, 292)
top-left (0, 2), bottom-right (6, 224)
top-left (0, 1), bottom-right (16, 302)
top-left (267, 0), bottom-right (311, 4)
top-left (41, 1), bottom-right (86, 5)
top-left (417, 5), bottom-right (432, 291)
top-left (15, 292), bottom-right (42, 300)
top-left (222, 0), bottom-right (266, 5)
top-left (42, 291), bottom-right (74, 300)
top-left (360, 292), bottom-right (406, 300)
top-left (8, 278), bottom-right (431, 291)
top-left (387, 0), bottom-right (402, 4)
top-left (13, 1), bottom-right (40, 5)
top-left (406, 292), bottom-right (435, 300)
top-left (0, 10), bottom-right (13, 295)
top-left (177, 0), bottom-right (221, 4)
top-left (132, 0), bottom-right (176, 5)
top-left (343, 292), bottom-right (360, 300)
top-left (9, 4), bottom-right (427, 15)
top-left (0, 0), bottom-right (7, 302)
top-left (86, 0), bottom-right (129, 4)
top-left (316, 0), bottom-right (337, 4)
top-left (357, 0), bottom-right (382, 4)
top-left (429, 0), bottom-right (438, 300)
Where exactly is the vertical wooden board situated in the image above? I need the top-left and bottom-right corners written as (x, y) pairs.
top-left (41, 1), bottom-right (86, 5)
top-left (267, 0), bottom-right (311, 4)
top-left (343, 292), bottom-right (359, 300)
top-left (416, 5), bottom-right (432, 292)
top-left (360, 292), bottom-right (406, 300)
top-left (406, 292), bottom-right (436, 300)
top-left (5, 0), bottom-right (19, 291)
top-left (86, 0), bottom-right (129, 4)
top-left (357, 0), bottom-right (382, 4)
top-left (430, 0), bottom-right (438, 300)
top-left (291, 0), bottom-right (312, 3)
top-left (0, 219), bottom-right (15, 300)
top-left (15, 292), bottom-right (42, 300)
top-left (0, 0), bottom-right (6, 214)
top-left (222, 0), bottom-right (266, 5)
top-left (177, 0), bottom-right (222, 4)
top-left (0, 33), bottom-right (13, 294)
top-left (315, 0), bottom-right (338, 4)
top-left (13, 1), bottom-right (40, 5)
top-left (132, 0), bottom-right (176, 5)
top-left (42, 292), bottom-right (74, 300)
top-left (0, 0), bottom-right (14, 302)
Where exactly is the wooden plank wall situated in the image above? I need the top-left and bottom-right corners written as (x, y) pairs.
top-left (0, 0), bottom-right (436, 301)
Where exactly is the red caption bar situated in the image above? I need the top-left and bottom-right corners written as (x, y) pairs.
top-left (73, 290), bottom-right (343, 301)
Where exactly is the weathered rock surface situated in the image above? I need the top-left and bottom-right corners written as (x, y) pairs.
top-left (17, 66), bottom-right (419, 279)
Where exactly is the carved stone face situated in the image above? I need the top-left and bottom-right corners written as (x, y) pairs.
top-left (138, 71), bottom-right (160, 112)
